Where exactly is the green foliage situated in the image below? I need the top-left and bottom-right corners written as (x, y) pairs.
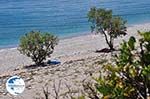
top-left (18, 31), bottom-right (58, 65)
top-left (95, 31), bottom-right (150, 99)
top-left (88, 7), bottom-right (127, 51)
top-left (117, 36), bottom-right (136, 66)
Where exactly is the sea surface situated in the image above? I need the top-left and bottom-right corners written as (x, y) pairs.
top-left (0, 0), bottom-right (150, 48)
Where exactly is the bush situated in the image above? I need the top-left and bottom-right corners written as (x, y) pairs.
top-left (18, 31), bottom-right (58, 65)
top-left (88, 7), bottom-right (127, 51)
top-left (95, 31), bottom-right (150, 99)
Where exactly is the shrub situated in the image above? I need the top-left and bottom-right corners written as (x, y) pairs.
top-left (88, 7), bottom-right (127, 51)
top-left (18, 31), bottom-right (58, 65)
top-left (95, 31), bottom-right (150, 99)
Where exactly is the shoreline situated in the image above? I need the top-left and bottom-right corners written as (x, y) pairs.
top-left (0, 22), bottom-right (150, 73)
top-left (1, 22), bottom-right (150, 51)
top-left (0, 31), bottom-right (92, 51)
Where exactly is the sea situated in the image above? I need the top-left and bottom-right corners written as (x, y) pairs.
top-left (0, 0), bottom-right (150, 48)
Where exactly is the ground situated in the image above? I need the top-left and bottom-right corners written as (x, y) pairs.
top-left (0, 52), bottom-right (111, 99)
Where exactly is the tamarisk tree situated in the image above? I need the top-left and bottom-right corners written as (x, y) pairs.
top-left (18, 31), bottom-right (58, 65)
top-left (88, 7), bottom-right (127, 51)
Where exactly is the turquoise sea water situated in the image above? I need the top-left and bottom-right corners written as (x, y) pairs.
top-left (0, 0), bottom-right (150, 48)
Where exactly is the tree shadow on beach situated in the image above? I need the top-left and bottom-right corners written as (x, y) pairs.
top-left (95, 48), bottom-right (119, 53)
top-left (24, 60), bottom-right (61, 70)
top-left (95, 48), bottom-right (112, 53)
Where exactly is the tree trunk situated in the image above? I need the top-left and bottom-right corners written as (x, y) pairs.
top-left (109, 43), bottom-right (115, 51)
top-left (109, 33), bottom-right (115, 51)
top-left (102, 31), bottom-right (115, 51)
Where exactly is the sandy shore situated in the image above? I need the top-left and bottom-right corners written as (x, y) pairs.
top-left (0, 23), bottom-right (150, 98)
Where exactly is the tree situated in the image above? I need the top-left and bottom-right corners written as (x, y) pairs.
top-left (94, 31), bottom-right (150, 99)
top-left (88, 7), bottom-right (127, 51)
top-left (18, 31), bottom-right (58, 65)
